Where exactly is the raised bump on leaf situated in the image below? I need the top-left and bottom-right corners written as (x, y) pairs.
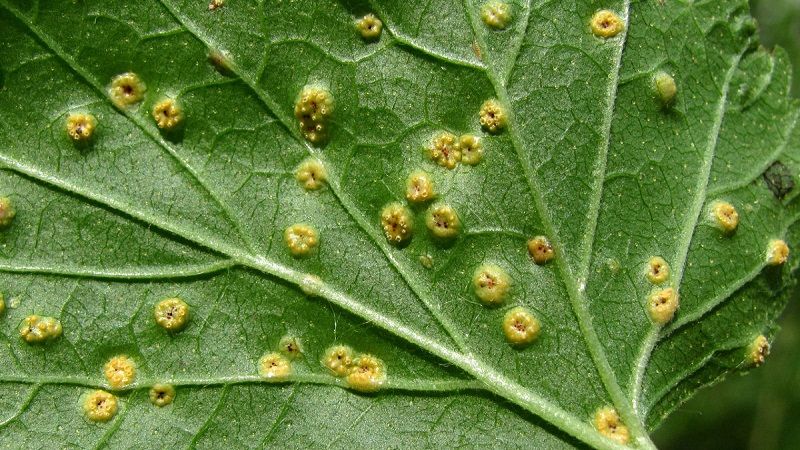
top-left (381, 203), bottom-right (414, 244)
top-left (154, 297), bottom-right (189, 331)
top-left (208, 0), bottom-right (224, 11)
top-left (479, 99), bottom-right (506, 133)
top-left (105, 356), bottom-right (135, 389)
top-left (426, 204), bottom-right (460, 239)
top-left (766, 239), bottom-right (789, 266)
top-left (278, 335), bottom-right (304, 359)
top-left (149, 384), bottom-right (176, 407)
top-left (746, 334), bottom-right (770, 367)
top-left (66, 113), bottom-right (96, 142)
top-left (647, 288), bottom-right (679, 324)
top-left (322, 344), bottom-right (355, 376)
top-left (295, 85), bottom-right (334, 144)
top-left (83, 390), bottom-right (118, 422)
top-left (0, 293), bottom-right (4, 316)
top-left (502, 307), bottom-right (540, 346)
top-left (285, 224), bottom-right (319, 256)
top-left (481, 1), bottom-right (512, 30)
top-left (459, 134), bottom-right (483, 165)
top-left (355, 14), bottom-right (382, 40)
top-left (207, 49), bottom-right (235, 76)
top-left (108, 72), bottom-right (145, 109)
top-left (346, 354), bottom-right (386, 392)
top-left (593, 407), bottom-right (629, 444)
top-left (710, 200), bottom-right (739, 233)
top-left (152, 98), bottom-right (184, 130)
top-left (406, 171), bottom-right (435, 203)
top-left (590, 10), bottom-right (625, 38)
top-left (300, 274), bottom-right (324, 296)
top-left (473, 264), bottom-right (510, 305)
top-left (258, 352), bottom-right (291, 381)
top-left (646, 256), bottom-right (670, 284)
top-left (419, 254), bottom-right (434, 269)
top-left (0, 197), bottom-right (16, 227)
top-left (654, 71), bottom-right (677, 105)
top-left (295, 158), bottom-right (327, 190)
top-left (527, 236), bottom-right (554, 264)
top-left (20, 315), bottom-right (62, 343)
top-left (426, 132), bottom-right (461, 169)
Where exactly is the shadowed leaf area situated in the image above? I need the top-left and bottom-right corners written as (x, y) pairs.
top-left (0, 0), bottom-right (798, 448)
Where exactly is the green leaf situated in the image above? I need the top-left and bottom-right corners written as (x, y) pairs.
top-left (0, 0), bottom-right (796, 448)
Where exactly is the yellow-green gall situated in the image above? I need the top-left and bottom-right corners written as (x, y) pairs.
top-left (473, 264), bottom-right (510, 305)
top-left (419, 254), bottom-right (434, 269)
top-left (591, 10), bottom-right (625, 38)
top-left (258, 352), bottom-right (291, 381)
top-left (284, 224), bottom-right (319, 256)
top-left (427, 132), bottom-right (461, 169)
top-left (154, 297), bottom-right (189, 331)
top-left (295, 158), bottom-right (327, 190)
top-left (646, 256), bottom-right (670, 284)
top-left (479, 99), bottom-right (506, 133)
top-left (355, 13), bottom-right (382, 40)
top-left (648, 287), bottom-right (679, 324)
top-left (654, 71), bottom-right (677, 104)
top-left (481, 1), bottom-right (512, 30)
top-left (20, 315), bottom-right (62, 343)
top-left (105, 356), bottom-right (135, 390)
top-left (108, 72), bottom-right (145, 109)
top-left (66, 113), bottom-right (96, 142)
top-left (527, 236), bottom-right (554, 264)
top-left (459, 134), bottom-right (483, 165)
top-left (766, 239), bottom-right (789, 266)
top-left (322, 344), bottom-right (355, 376)
top-left (381, 202), bottom-right (414, 244)
top-left (426, 204), bottom-right (460, 239)
top-left (710, 200), bottom-right (739, 233)
top-left (152, 98), bottom-right (183, 130)
top-left (593, 407), bottom-right (629, 444)
top-left (84, 390), bottom-right (118, 422)
top-left (278, 335), bottom-right (304, 359)
top-left (149, 384), bottom-right (176, 407)
top-left (406, 171), bottom-right (435, 203)
top-left (0, 197), bottom-right (16, 227)
top-left (746, 334), bottom-right (770, 367)
top-left (295, 85), bottom-right (334, 143)
top-left (503, 307), bottom-right (540, 346)
top-left (300, 274), bottom-right (324, 296)
top-left (0, 293), bottom-right (4, 316)
top-left (347, 354), bottom-right (386, 392)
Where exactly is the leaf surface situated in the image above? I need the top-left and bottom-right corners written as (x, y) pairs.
top-left (0, 0), bottom-right (797, 448)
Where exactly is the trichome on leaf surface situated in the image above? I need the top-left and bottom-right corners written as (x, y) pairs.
top-left (0, 0), bottom-right (798, 448)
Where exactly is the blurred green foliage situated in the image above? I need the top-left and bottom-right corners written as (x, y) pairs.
top-left (752, 0), bottom-right (800, 95)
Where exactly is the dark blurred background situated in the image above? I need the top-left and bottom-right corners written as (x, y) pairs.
top-left (653, 1), bottom-right (800, 447)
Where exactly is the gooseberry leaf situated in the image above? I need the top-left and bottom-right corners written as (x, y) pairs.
top-left (0, 0), bottom-right (797, 448)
